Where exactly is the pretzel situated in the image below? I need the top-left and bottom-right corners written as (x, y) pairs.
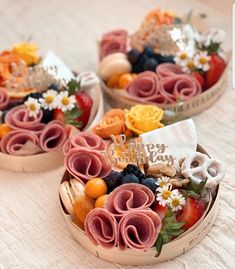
top-left (78, 71), bottom-right (99, 90)
top-left (181, 152), bottom-right (225, 188)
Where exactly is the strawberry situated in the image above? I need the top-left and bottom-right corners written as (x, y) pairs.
top-left (176, 196), bottom-right (205, 230)
top-left (52, 108), bottom-right (64, 122)
top-left (75, 92), bottom-right (93, 130)
top-left (152, 202), bottom-right (167, 220)
top-left (192, 71), bottom-right (205, 90)
top-left (205, 54), bottom-right (226, 89)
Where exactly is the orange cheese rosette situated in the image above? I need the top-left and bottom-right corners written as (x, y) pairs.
top-left (93, 109), bottom-right (126, 139)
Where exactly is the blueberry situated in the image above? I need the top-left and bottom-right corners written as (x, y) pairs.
top-left (127, 49), bottom-right (141, 65)
top-left (154, 53), bottom-right (164, 63)
top-left (41, 109), bottom-right (53, 123)
top-left (122, 174), bottom-right (139, 185)
top-left (142, 177), bottom-right (157, 193)
top-left (144, 58), bottom-right (159, 71)
top-left (133, 54), bottom-right (149, 73)
top-left (23, 92), bottom-right (42, 102)
top-left (161, 55), bottom-right (175, 64)
top-left (143, 46), bottom-right (154, 57)
top-left (48, 83), bottom-right (59, 91)
top-left (104, 171), bottom-right (123, 192)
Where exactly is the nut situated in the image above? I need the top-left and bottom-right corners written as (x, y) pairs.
top-left (168, 177), bottom-right (190, 188)
top-left (147, 163), bottom-right (177, 178)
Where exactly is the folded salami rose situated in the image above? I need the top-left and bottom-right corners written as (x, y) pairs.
top-left (63, 133), bottom-right (106, 155)
top-left (39, 120), bottom-right (67, 152)
top-left (156, 63), bottom-right (184, 79)
top-left (105, 183), bottom-right (155, 218)
top-left (100, 29), bottom-right (128, 60)
top-left (126, 71), bottom-right (163, 103)
top-left (5, 105), bottom-right (45, 134)
top-left (85, 208), bottom-right (118, 249)
top-left (160, 74), bottom-right (202, 103)
top-left (65, 147), bottom-right (112, 182)
top-left (0, 88), bottom-right (9, 110)
top-left (118, 210), bottom-right (161, 251)
top-left (0, 130), bottom-right (42, 156)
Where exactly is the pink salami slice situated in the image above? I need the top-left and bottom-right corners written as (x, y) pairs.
top-left (156, 63), bottom-right (184, 79)
top-left (85, 208), bottom-right (118, 249)
top-left (0, 88), bottom-right (9, 110)
top-left (160, 74), bottom-right (202, 103)
top-left (63, 132), bottom-right (106, 155)
top-left (39, 120), bottom-right (67, 152)
top-left (105, 183), bottom-right (155, 218)
top-left (117, 210), bottom-right (161, 251)
top-left (5, 105), bottom-right (45, 134)
top-left (100, 29), bottom-right (128, 60)
top-left (65, 147), bottom-right (112, 181)
top-left (0, 130), bottom-right (42, 156)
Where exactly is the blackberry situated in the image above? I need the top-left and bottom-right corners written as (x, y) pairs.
top-left (127, 49), bottom-right (141, 65)
top-left (104, 171), bottom-right (123, 192)
top-left (162, 55), bottom-right (175, 64)
top-left (122, 164), bottom-right (144, 180)
top-left (144, 58), bottom-right (159, 71)
top-left (23, 92), bottom-right (42, 102)
top-left (41, 109), bottom-right (53, 123)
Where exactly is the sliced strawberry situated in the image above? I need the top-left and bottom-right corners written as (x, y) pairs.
top-left (152, 201), bottom-right (167, 220)
top-left (205, 54), bottom-right (226, 89)
top-left (52, 108), bottom-right (64, 122)
top-left (192, 71), bottom-right (205, 90)
top-left (75, 92), bottom-right (93, 130)
top-left (176, 196), bottom-right (205, 230)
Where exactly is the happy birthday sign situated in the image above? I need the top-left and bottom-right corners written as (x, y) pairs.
top-left (105, 134), bottom-right (176, 166)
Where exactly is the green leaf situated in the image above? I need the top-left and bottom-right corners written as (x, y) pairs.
top-left (173, 17), bottom-right (182, 25)
top-left (207, 42), bottom-right (220, 54)
top-left (187, 179), bottom-right (207, 194)
top-left (66, 79), bottom-right (80, 95)
top-left (155, 234), bottom-right (163, 257)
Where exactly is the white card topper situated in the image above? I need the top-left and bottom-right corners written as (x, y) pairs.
top-left (140, 119), bottom-right (197, 170)
top-left (42, 51), bottom-right (74, 83)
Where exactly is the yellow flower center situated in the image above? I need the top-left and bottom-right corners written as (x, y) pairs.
top-left (180, 53), bottom-right (188, 60)
top-left (62, 97), bottom-right (70, 106)
top-left (199, 57), bottom-right (208, 65)
top-left (187, 60), bottom-right (195, 70)
top-left (29, 103), bottom-right (36, 111)
top-left (162, 190), bottom-right (172, 200)
top-left (171, 198), bottom-right (180, 207)
top-left (45, 95), bottom-right (54, 104)
top-left (159, 181), bottom-right (167, 187)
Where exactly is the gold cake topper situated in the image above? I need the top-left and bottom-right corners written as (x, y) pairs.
top-left (105, 134), bottom-right (176, 166)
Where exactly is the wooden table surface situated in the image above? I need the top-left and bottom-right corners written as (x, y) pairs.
top-left (0, 0), bottom-right (234, 268)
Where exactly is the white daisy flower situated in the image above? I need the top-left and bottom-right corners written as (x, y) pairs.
top-left (182, 59), bottom-right (196, 73)
top-left (194, 51), bottom-right (211, 72)
top-left (156, 176), bottom-right (170, 188)
top-left (24, 97), bottom-right (41, 118)
top-left (168, 190), bottom-right (186, 212)
top-left (57, 91), bottom-right (76, 112)
top-left (174, 50), bottom-right (194, 67)
top-left (156, 184), bottom-right (172, 207)
top-left (39, 89), bottom-right (58, 110)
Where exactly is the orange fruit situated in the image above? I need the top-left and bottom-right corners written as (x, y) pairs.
top-left (85, 178), bottom-right (107, 199)
top-left (0, 124), bottom-right (12, 139)
top-left (106, 74), bottom-right (122, 88)
top-left (73, 195), bottom-right (95, 225)
top-left (95, 194), bottom-right (109, 208)
top-left (118, 73), bottom-right (134, 89)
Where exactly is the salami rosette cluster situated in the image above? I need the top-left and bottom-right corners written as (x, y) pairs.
top-left (64, 133), bottom-right (111, 182)
top-left (84, 183), bottom-right (161, 251)
top-left (100, 30), bottom-right (128, 60)
top-left (0, 106), bottom-right (67, 155)
top-left (126, 63), bottom-right (202, 105)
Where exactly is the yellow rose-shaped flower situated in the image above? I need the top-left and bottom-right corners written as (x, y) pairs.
top-left (125, 105), bottom-right (164, 135)
top-left (12, 43), bottom-right (40, 66)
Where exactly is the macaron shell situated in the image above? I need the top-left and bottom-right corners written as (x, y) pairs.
top-left (99, 58), bottom-right (132, 81)
top-left (59, 181), bottom-right (75, 215)
top-left (99, 52), bottom-right (127, 70)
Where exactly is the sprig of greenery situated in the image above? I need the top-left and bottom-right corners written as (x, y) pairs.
top-left (64, 107), bottom-right (83, 128)
top-left (66, 79), bottom-right (81, 95)
top-left (154, 209), bottom-right (185, 257)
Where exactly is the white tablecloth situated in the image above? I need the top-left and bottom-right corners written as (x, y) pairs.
top-left (0, 0), bottom-right (234, 268)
